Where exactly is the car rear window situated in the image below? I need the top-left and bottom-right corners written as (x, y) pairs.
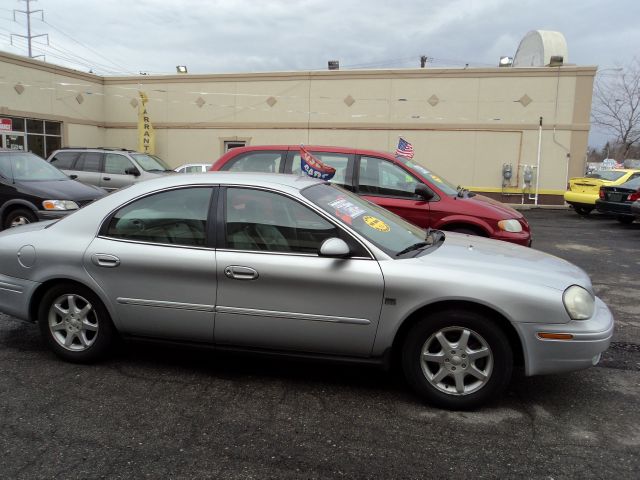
top-left (586, 171), bottom-right (626, 181)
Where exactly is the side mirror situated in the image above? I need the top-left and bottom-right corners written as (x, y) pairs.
top-left (125, 167), bottom-right (141, 177)
top-left (415, 183), bottom-right (434, 200)
top-left (319, 238), bottom-right (350, 258)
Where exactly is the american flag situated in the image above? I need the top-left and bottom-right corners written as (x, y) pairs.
top-left (396, 137), bottom-right (414, 159)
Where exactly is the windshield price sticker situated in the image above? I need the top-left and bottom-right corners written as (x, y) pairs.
top-left (363, 215), bottom-right (390, 232)
top-left (328, 198), bottom-right (366, 219)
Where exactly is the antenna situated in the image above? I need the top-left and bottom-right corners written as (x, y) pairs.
top-left (11, 0), bottom-right (49, 60)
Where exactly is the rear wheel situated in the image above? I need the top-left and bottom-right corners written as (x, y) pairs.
top-left (574, 206), bottom-right (594, 216)
top-left (401, 309), bottom-right (513, 410)
top-left (3, 208), bottom-right (36, 229)
top-left (38, 283), bottom-right (115, 363)
top-left (616, 215), bottom-right (634, 224)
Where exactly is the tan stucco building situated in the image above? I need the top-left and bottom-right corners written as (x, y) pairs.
top-left (0, 51), bottom-right (596, 204)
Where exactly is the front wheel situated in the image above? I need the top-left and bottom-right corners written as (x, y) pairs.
top-left (3, 208), bottom-right (37, 229)
top-left (38, 283), bottom-right (115, 363)
top-left (617, 215), bottom-right (634, 224)
top-left (401, 309), bottom-right (513, 410)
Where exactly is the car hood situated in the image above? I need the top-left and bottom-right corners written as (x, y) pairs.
top-left (467, 193), bottom-right (525, 219)
top-left (410, 232), bottom-right (591, 292)
top-left (15, 179), bottom-right (106, 201)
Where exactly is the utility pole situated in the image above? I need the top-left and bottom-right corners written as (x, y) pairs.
top-left (11, 0), bottom-right (49, 59)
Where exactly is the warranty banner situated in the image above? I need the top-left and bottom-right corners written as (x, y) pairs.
top-left (137, 91), bottom-right (156, 154)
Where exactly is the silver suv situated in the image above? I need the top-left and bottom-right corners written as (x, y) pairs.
top-left (47, 148), bottom-right (175, 191)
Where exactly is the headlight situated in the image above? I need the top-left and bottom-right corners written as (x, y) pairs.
top-left (42, 200), bottom-right (79, 211)
top-left (497, 219), bottom-right (522, 233)
top-left (563, 285), bottom-right (595, 320)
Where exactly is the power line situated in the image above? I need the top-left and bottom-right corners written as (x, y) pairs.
top-left (11, 0), bottom-right (48, 59)
top-left (39, 17), bottom-right (136, 75)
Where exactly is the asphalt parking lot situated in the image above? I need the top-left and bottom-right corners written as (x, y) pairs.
top-left (1, 208), bottom-right (638, 479)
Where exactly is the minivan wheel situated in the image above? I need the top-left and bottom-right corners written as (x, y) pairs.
top-left (401, 309), bottom-right (513, 410)
top-left (38, 283), bottom-right (115, 363)
top-left (4, 208), bottom-right (37, 229)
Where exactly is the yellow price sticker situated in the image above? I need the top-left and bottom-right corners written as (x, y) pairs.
top-left (363, 215), bottom-right (390, 232)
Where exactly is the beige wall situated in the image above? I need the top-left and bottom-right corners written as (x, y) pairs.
top-left (0, 51), bottom-right (596, 201)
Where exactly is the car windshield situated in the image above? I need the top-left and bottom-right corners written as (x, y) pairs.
top-left (0, 152), bottom-right (68, 181)
top-left (130, 153), bottom-right (172, 172)
top-left (586, 171), bottom-right (626, 181)
top-left (302, 183), bottom-right (442, 257)
top-left (395, 157), bottom-right (460, 196)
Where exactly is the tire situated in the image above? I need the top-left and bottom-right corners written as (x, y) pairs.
top-left (574, 206), bottom-right (594, 216)
top-left (38, 283), bottom-right (115, 363)
top-left (616, 215), bottom-right (634, 224)
top-left (3, 208), bottom-right (37, 229)
top-left (401, 309), bottom-right (513, 410)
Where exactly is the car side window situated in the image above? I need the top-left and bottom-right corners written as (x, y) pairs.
top-left (358, 156), bottom-right (419, 198)
top-left (104, 154), bottom-right (134, 175)
top-left (225, 188), bottom-right (340, 254)
top-left (104, 187), bottom-right (213, 247)
top-left (290, 152), bottom-right (350, 187)
top-left (49, 151), bottom-right (79, 169)
top-left (185, 165), bottom-right (203, 173)
top-left (222, 152), bottom-right (284, 173)
top-left (76, 152), bottom-right (103, 172)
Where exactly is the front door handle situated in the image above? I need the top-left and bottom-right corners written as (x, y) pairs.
top-left (103, 177), bottom-right (111, 181)
top-left (91, 254), bottom-right (120, 268)
top-left (224, 265), bottom-right (258, 280)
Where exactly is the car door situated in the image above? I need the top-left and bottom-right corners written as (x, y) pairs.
top-left (71, 152), bottom-right (104, 187)
top-left (214, 186), bottom-right (384, 357)
top-left (83, 186), bottom-right (218, 342)
top-left (356, 155), bottom-right (431, 229)
top-left (101, 153), bottom-right (137, 190)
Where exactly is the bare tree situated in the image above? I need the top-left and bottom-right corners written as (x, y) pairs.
top-left (592, 59), bottom-right (640, 159)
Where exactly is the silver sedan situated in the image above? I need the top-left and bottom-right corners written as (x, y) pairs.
top-left (0, 173), bottom-right (614, 409)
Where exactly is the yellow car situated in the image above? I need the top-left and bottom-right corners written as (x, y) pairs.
top-left (565, 169), bottom-right (640, 215)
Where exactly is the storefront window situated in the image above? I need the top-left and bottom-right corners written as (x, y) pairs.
top-left (0, 116), bottom-right (62, 159)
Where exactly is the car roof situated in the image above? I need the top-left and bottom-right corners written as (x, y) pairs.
top-left (133, 171), bottom-right (325, 191)
top-left (221, 145), bottom-right (397, 160)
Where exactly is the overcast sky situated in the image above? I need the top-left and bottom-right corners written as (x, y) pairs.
top-left (1, 0), bottom-right (639, 146)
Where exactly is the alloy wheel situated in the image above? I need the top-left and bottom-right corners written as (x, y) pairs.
top-left (48, 294), bottom-right (99, 351)
top-left (420, 326), bottom-right (493, 396)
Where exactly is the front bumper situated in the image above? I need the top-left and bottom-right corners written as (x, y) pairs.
top-left (0, 273), bottom-right (40, 322)
top-left (36, 210), bottom-right (74, 221)
top-left (491, 230), bottom-right (532, 247)
top-left (515, 297), bottom-right (614, 376)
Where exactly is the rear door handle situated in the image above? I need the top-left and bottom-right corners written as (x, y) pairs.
top-left (91, 254), bottom-right (120, 268)
top-left (224, 265), bottom-right (258, 280)
top-left (103, 177), bottom-right (111, 181)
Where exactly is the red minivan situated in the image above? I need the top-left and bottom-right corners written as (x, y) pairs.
top-left (210, 145), bottom-right (531, 246)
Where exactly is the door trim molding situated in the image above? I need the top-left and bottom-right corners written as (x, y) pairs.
top-left (215, 305), bottom-right (371, 325)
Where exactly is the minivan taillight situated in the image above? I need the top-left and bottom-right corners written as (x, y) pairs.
top-left (599, 188), bottom-right (605, 199)
top-left (628, 190), bottom-right (640, 202)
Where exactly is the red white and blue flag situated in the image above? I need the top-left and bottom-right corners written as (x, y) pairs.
top-left (396, 137), bottom-right (414, 159)
top-left (300, 145), bottom-right (336, 180)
